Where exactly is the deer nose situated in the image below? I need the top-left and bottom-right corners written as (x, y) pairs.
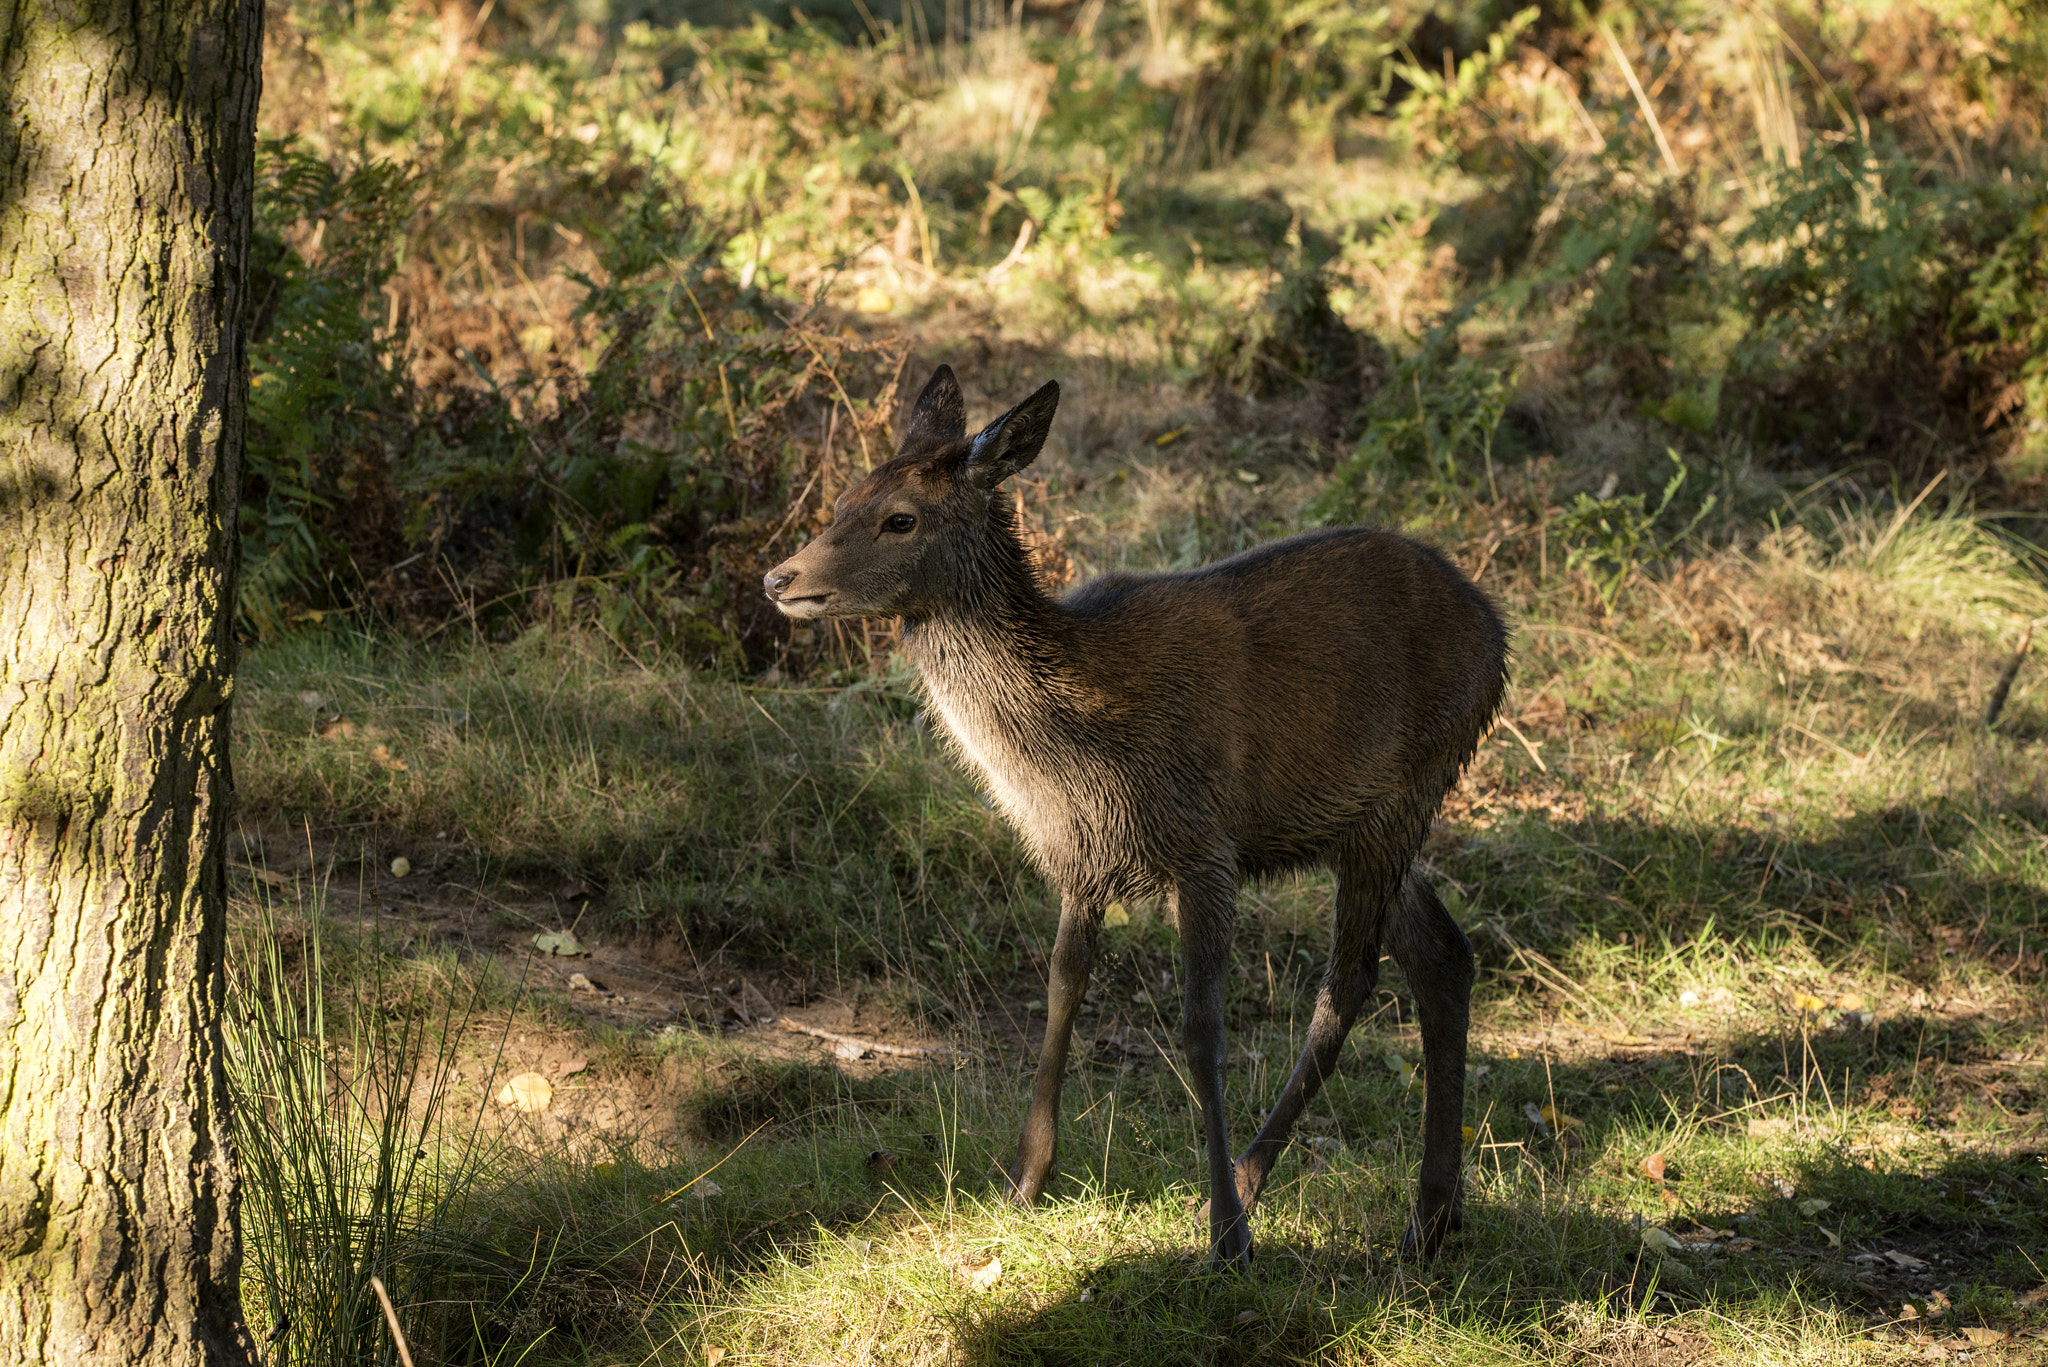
top-left (763, 567), bottom-right (797, 600)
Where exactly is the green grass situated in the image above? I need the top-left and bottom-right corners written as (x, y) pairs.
top-left (228, 490), bottom-right (2048, 1365)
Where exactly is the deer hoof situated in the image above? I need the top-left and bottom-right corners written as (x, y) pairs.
top-left (1399, 1205), bottom-right (1462, 1259)
top-left (1004, 1165), bottom-right (1048, 1206)
top-left (1209, 1223), bottom-right (1255, 1273)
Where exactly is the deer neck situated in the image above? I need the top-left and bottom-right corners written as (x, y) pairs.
top-left (902, 502), bottom-right (1077, 770)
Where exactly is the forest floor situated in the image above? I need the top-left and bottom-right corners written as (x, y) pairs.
top-left (230, 436), bottom-right (2048, 1364)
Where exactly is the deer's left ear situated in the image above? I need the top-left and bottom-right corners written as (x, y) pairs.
top-left (964, 381), bottom-right (1059, 487)
top-left (898, 365), bottom-right (967, 455)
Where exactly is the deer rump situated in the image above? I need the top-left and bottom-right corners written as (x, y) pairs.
top-left (764, 366), bottom-right (1507, 1271)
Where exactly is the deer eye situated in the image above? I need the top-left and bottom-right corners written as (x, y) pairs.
top-left (883, 513), bottom-right (916, 534)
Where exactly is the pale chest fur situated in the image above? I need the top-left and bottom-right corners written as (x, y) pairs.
top-left (924, 686), bottom-right (1091, 861)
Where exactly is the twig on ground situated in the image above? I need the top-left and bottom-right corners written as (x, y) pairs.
top-left (775, 1015), bottom-right (963, 1058)
top-left (1495, 715), bottom-right (1549, 772)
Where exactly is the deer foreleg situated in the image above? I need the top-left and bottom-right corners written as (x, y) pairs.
top-left (1007, 893), bottom-right (1099, 1204)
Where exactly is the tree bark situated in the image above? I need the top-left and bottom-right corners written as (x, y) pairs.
top-left (0, 0), bottom-right (260, 1362)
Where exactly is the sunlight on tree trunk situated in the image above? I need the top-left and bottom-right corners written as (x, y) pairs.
top-left (0, 0), bottom-right (261, 1361)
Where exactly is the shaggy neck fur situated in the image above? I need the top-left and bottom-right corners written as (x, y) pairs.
top-left (903, 496), bottom-right (1069, 693)
top-left (900, 497), bottom-right (1093, 828)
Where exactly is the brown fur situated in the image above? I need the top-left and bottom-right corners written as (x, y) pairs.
top-left (765, 367), bottom-right (1508, 1269)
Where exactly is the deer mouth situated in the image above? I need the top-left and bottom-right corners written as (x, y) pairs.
top-left (772, 592), bottom-right (836, 618)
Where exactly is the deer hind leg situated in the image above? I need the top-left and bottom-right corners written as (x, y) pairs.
top-left (1173, 865), bottom-right (1252, 1271)
top-left (1229, 844), bottom-right (1400, 1213)
top-left (1386, 867), bottom-right (1474, 1257)
top-left (1007, 891), bottom-right (1100, 1204)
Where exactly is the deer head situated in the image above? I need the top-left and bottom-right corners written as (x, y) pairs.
top-left (763, 366), bottom-right (1059, 620)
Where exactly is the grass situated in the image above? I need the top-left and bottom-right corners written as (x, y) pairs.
top-left (221, 0), bottom-right (2048, 1359)
top-left (226, 485), bottom-right (2048, 1364)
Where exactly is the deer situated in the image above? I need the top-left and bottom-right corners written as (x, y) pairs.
top-left (763, 367), bottom-right (1507, 1270)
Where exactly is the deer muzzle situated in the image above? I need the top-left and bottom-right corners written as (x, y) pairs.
top-left (762, 561), bottom-right (833, 617)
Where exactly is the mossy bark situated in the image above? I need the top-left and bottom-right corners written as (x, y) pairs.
top-left (0, 0), bottom-right (260, 1361)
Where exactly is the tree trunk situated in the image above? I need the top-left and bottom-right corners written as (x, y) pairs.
top-left (0, 0), bottom-right (260, 1362)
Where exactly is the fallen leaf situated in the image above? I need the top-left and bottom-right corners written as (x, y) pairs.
top-left (1959, 1327), bottom-right (2007, 1347)
top-left (498, 1073), bottom-right (553, 1112)
top-left (534, 931), bottom-right (590, 957)
top-left (1748, 1116), bottom-right (1793, 1139)
top-left (1792, 991), bottom-right (1828, 1013)
top-left (555, 1056), bottom-right (588, 1077)
top-left (1233, 1309), bottom-right (1261, 1327)
top-left (1929, 1288), bottom-right (1952, 1318)
top-left (1540, 1104), bottom-right (1579, 1129)
top-left (705, 1346), bottom-right (728, 1366)
top-left (1820, 1224), bottom-right (1842, 1248)
top-left (853, 285), bottom-right (893, 314)
top-left (1641, 1151), bottom-right (1668, 1182)
top-left (1522, 1101), bottom-right (1550, 1137)
top-left (297, 690), bottom-right (328, 710)
top-left (1726, 1237), bottom-right (1759, 1254)
top-left (1461, 1125), bottom-right (1476, 1145)
top-left (389, 856), bottom-right (411, 878)
top-left (370, 743), bottom-right (408, 772)
top-left (236, 864), bottom-right (289, 888)
top-left (1885, 1250), bottom-right (1930, 1271)
top-left (692, 1179), bottom-right (723, 1200)
top-left (1900, 1302), bottom-right (1919, 1320)
top-left (1796, 1198), bottom-right (1831, 1217)
top-left (954, 1252), bottom-right (1002, 1291)
top-left (1835, 992), bottom-right (1866, 1012)
top-left (1383, 1052), bottom-right (1408, 1076)
top-left (1641, 1226), bottom-right (1682, 1257)
top-left (2018, 1285), bottom-right (2048, 1307)
top-left (567, 973), bottom-right (599, 992)
top-left (1102, 902), bottom-right (1130, 928)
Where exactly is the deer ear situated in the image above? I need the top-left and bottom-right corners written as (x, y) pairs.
top-left (898, 365), bottom-right (967, 455)
top-left (965, 380), bottom-right (1059, 486)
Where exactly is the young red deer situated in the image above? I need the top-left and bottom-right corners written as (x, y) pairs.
top-left (764, 368), bottom-right (1507, 1269)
